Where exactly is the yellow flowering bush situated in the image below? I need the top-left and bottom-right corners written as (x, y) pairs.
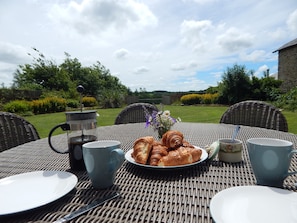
top-left (31, 97), bottom-right (66, 114)
top-left (181, 93), bottom-right (219, 105)
top-left (82, 96), bottom-right (97, 107)
top-left (180, 94), bottom-right (202, 105)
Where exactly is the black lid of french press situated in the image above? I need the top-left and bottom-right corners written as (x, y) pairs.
top-left (65, 110), bottom-right (97, 121)
top-left (65, 85), bottom-right (97, 121)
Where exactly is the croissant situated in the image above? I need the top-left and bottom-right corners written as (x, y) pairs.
top-left (157, 146), bottom-right (202, 166)
top-left (132, 136), bottom-right (154, 164)
top-left (149, 142), bottom-right (168, 166)
top-left (161, 130), bottom-right (184, 149)
top-left (182, 140), bottom-right (194, 148)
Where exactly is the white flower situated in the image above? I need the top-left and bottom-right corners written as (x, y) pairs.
top-left (144, 106), bottom-right (181, 131)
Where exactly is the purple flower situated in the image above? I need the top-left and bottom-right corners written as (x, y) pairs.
top-left (143, 106), bottom-right (180, 131)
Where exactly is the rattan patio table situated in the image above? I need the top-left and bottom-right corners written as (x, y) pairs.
top-left (1, 122), bottom-right (297, 223)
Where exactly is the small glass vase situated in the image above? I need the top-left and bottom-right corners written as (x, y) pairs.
top-left (157, 127), bottom-right (169, 139)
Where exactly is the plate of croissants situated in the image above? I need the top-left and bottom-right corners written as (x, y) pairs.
top-left (125, 130), bottom-right (208, 169)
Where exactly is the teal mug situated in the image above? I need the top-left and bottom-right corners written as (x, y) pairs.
top-left (247, 138), bottom-right (297, 188)
top-left (82, 140), bottom-right (124, 189)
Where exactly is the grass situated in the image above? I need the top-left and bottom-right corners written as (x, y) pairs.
top-left (24, 105), bottom-right (297, 138)
top-left (25, 108), bottom-right (123, 138)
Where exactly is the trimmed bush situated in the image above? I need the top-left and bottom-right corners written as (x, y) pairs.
top-left (180, 94), bottom-right (202, 105)
top-left (67, 99), bottom-right (80, 108)
top-left (82, 96), bottom-right (97, 107)
top-left (31, 99), bottom-right (46, 114)
top-left (180, 93), bottom-right (219, 105)
top-left (201, 93), bottom-right (219, 104)
top-left (31, 97), bottom-right (67, 114)
top-left (3, 100), bottom-right (32, 114)
top-left (48, 97), bottom-right (67, 113)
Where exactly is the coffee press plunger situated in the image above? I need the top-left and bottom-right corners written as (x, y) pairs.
top-left (48, 85), bottom-right (98, 170)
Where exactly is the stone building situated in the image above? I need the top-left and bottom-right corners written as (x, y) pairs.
top-left (273, 37), bottom-right (297, 92)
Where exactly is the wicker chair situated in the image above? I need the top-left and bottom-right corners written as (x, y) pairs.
top-left (114, 103), bottom-right (159, 125)
top-left (0, 112), bottom-right (40, 152)
top-left (220, 100), bottom-right (288, 132)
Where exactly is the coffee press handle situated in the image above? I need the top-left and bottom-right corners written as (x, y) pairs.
top-left (48, 123), bottom-right (70, 154)
top-left (288, 150), bottom-right (297, 176)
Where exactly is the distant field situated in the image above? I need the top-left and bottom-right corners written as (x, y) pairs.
top-left (25, 105), bottom-right (297, 138)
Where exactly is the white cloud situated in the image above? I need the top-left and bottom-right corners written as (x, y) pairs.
top-left (217, 27), bottom-right (254, 53)
top-left (240, 50), bottom-right (267, 62)
top-left (0, 42), bottom-right (31, 86)
top-left (0, 0), bottom-right (296, 91)
top-left (171, 60), bottom-right (198, 71)
top-left (141, 52), bottom-right (162, 62)
top-left (211, 71), bottom-right (223, 80)
top-left (268, 28), bottom-right (287, 42)
top-left (114, 48), bottom-right (129, 59)
top-left (0, 42), bottom-right (29, 64)
top-left (48, 0), bottom-right (158, 35)
top-left (287, 8), bottom-right (297, 34)
top-left (182, 0), bottom-right (217, 4)
top-left (133, 66), bottom-right (149, 74)
top-left (188, 60), bottom-right (199, 68)
top-left (180, 20), bottom-right (213, 52)
top-left (254, 65), bottom-right (269, 77)
top-left (178, 76), bottom-right (208, 91)
top-left (171, 63), bottom-right (187, 71)
top-left (0, 62), bottom-right (17, 85)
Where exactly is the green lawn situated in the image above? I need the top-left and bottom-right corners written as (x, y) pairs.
top-left (25, 105), bottom-right (297, 138)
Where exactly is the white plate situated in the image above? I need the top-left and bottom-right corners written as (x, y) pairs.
top-left (125, 146), bottom-right (208, 169)
top-left (210, 186), bottom-right (297, 223)
top-left (0, 171), bottom-right (78, 216)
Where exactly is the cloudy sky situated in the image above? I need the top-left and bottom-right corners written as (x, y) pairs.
top-left (0, 0), bottom-right (297, 91)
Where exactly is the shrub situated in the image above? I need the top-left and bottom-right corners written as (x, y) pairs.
top-left (181, 93), bottom-right (219, 105)
top-left (82, 96), bottom-right (97, 107)
top-left (47, 97), bottom-right (67, 113)
top-left (67, 99), bottom-right (80, 108)
top-left (3, 100), bottom-right (32, 114)
top-left (98, 90), bottom-right (125, 108)
top-left (275, 87), bottom-right (297, 111)
top-left (180, 94), bottom-right (202, 105)
top-left (201, 94), bottom-right (212, 104)
top-left (31, 97), bottom-right (67, 114)
top-left (31, 99), bottom-right (47, 114)
top-left (201, 93), bottom-right (219, 104)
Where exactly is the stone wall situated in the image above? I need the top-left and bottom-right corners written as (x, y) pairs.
top-left (278, 45), bottom-right (297, 92)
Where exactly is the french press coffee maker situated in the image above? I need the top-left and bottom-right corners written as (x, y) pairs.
top-left (48, 85), bottom-right (98, 170)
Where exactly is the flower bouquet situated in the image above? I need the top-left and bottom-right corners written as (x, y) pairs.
top-left (143, 106), bottom-right (181, 138)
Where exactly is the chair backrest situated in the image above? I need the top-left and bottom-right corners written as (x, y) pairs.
top-left (0, 112), bottom-right (40, 152)
top-left (114, 103), bottom-right (159, 125)
top-left (220, 100), bottom-right (288, 132)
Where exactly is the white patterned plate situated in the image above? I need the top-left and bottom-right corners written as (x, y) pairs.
top-left (125, 146), bottom-right (208, 169)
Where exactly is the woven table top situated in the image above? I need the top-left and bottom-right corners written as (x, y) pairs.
top-left (1, 122), bottom-right (297, 223)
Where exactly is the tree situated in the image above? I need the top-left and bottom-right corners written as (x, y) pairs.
top-left (13, 49), bottom-right (71, 91)
top-left (12, 49), bottom-right (129, 108)
top-left (218, 64), bottom-right (252, 104)
top-left (205, 86), bottom-right (219, 94)
top-left (251, 76), bottom-right (283, 101)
